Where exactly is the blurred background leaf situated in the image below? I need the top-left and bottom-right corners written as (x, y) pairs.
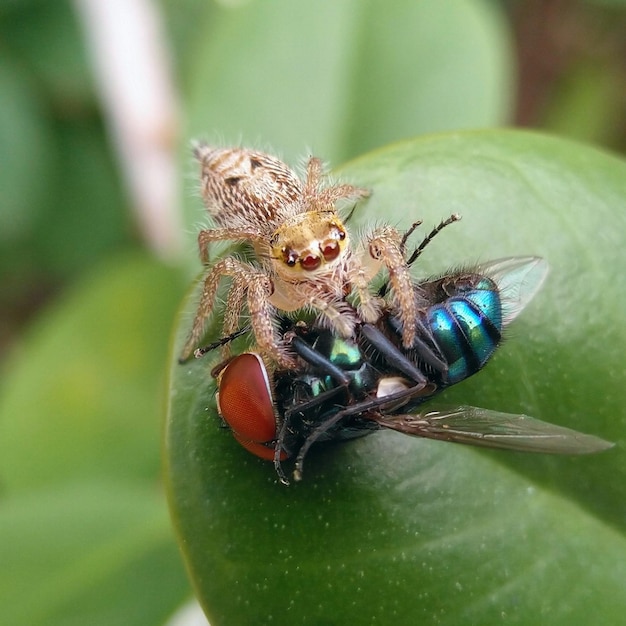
top-left (0, 0), bottom-right (624, 624)
top-left (0, 255), bottom-right (190, 625)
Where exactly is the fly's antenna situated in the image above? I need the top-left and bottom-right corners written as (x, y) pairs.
top-left (399, 220), bottom-right (423, 254)
top-left (378, 214), bottom-right (460, 299)
top-left (406, 213), bottom-right (461, 267)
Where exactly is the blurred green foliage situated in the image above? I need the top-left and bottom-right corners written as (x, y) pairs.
top-left (0, 0), bottom-right (624, 624)
top-left (0, 0), bottom-right (132, 354)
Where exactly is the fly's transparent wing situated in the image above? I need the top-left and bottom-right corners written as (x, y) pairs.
top-left (373, 406), bottom-right (613, 454)
top-left (477, 257), bottom-right (549, 327)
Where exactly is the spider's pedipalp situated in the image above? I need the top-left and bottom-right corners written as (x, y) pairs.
top-left (366, 226), bottom-right (418, 348)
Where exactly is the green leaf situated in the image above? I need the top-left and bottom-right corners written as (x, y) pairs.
top-left (0, 253), bottom-right (191, 625)
top-left (0, 483), bottom-right (189, 626)
top-left (0, 53), bottom-right (53, 242)
top-left (0, 1), bottom-right (92, 106)
top-left (33, 122), bottom-right (132, 277)
top-left (183, 0), bottom-right (513, 164)
top-left (166, 130), bottom-right (626, 624)
top-left (0, 253), bottom-right (185, 490)
top-left (542, 61), bottom-right (624, 148)
top-left (583, 0), bottom-right (626, 7)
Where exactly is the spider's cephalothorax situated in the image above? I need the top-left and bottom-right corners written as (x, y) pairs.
top-left (180, 145), bottom-right (419, 367)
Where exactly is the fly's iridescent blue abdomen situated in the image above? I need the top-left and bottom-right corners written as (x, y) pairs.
top-left (426, 275), bottom-right (503, 385)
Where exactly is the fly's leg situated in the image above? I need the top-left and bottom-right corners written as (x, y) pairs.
top-left (405, 214), bottom-right (461, 266)
top-left (292, 381), bottom-right (435, 482)
top-left (274, 418), bottom-right (291, 486)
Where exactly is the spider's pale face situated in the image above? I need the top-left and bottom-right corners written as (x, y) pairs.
top-left (270, 211), bottom-right (349, 279)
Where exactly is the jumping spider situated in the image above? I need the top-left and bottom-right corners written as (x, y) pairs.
top-left (180, 145), bottom-right (419, 368)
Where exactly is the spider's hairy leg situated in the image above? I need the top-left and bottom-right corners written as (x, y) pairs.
top-left (316, 184), bottom-right (371, 208)
top-left (302, 156), bottom-right (370, 208)
top-left (220, 278), bottom-right (247, 361)
top-left (246, 275), bottom-right (298, 369)
top-left (197, 227), bottom-right (265, 264)
top-left (179, 257), bottom-right (235, 362)
top-left (179, 257), bottom-right (290, 367)
top-left (367, 226), bottom-right (418, 347)
top-left (346, 255), bottom-right (383, 324)
top-left (303, 157), bottom-right (324, 195)
top-left (311, 296), bottom-right (358, 337)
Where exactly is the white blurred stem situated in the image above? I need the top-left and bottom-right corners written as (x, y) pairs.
top-left (73, 0), bottom-right (184, 261)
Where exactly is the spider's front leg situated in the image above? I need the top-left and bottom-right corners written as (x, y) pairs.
top-left (220, 277), bottom-right (247, 361)
top-left (302, 157), bottom-right (371, 208)
top-left (179, 257), bottom-right (296, 368)
top-left (345, 251), bottom-right (384, 325)
top-left (364, 226), bottom-right (418, 348)
top-left (179, 256), bottom-right (239, 363)
top-left (246, 274), bottom-right (298, 369)
top-left (197, 227), bottom-right (264, 264)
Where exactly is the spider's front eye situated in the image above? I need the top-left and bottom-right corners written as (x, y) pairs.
top-left (329, 224), bottom-right (346, 241)
top-left (300, 253), bottom-right (321, 271)
top-left (321, 240), bottom-right (340, 262)
top-left (225, 177), bottom-right (241, 186)
top-left (282, 247), bottom-right (298, 267)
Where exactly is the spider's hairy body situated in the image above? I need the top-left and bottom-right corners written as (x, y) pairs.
top-left (180, 145), bottom-right (418, 367)
top-left (197, 146), bottom-right (303, 231)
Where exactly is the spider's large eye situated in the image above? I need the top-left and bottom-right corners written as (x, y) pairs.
top-left (282, 247), bottom-right (298, 267)
top-left (331, 224), bottom-right (347, 241)
top-left (300, 253), bottom-right (321, 271)
top-left (321, 240), bottom-right (340, 262)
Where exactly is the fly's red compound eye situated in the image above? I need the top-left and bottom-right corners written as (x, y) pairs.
top-left (232, 432), bottom-right (281, 461)
top-left (216, 353), bottom-right (288, 461)
top-left (217, 353), bottom-right (277, 445)
top-left (300, 252), bottom-right (321, 271)
top-left (321, 240), bottom-right (340, 262)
